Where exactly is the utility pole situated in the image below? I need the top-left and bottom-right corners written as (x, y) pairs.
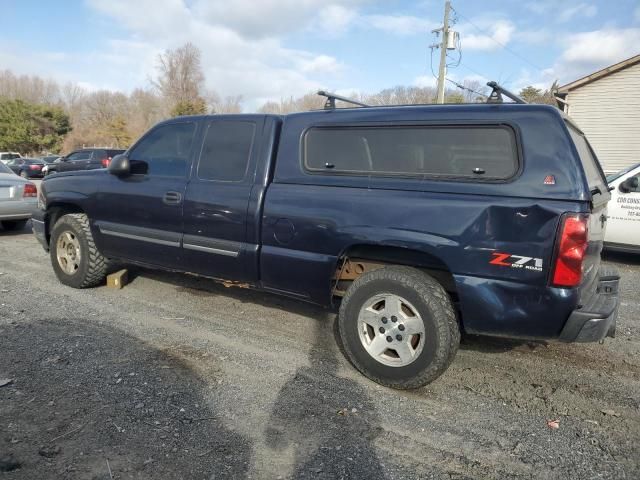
top-left (435, 0), bottom-right (451, 104)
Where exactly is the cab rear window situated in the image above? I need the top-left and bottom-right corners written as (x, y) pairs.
top-left (304, 125), bottom-right (519, 179)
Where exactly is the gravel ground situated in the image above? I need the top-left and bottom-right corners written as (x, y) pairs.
top-left (1, 222), bottom-right (639, 479)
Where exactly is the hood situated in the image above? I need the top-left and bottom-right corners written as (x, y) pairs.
top-left (45, 169), bottom-right (108, 180)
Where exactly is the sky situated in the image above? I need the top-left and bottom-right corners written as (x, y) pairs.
top-left (1, 0), bottom-right (639, 109)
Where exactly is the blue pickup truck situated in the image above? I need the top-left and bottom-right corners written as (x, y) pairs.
top-left (32, 92), bottom-right (620, 389)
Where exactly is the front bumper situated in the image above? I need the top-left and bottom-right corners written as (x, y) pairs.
top-left (559, 265), bottom-right (620, 343)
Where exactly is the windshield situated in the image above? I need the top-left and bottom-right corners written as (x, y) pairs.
top-left (606, 162), bottom-right (640, 183)
top-left (0, 162), bottom-right (12, 174)
top-left (1, 153), bottom-right (20, 160)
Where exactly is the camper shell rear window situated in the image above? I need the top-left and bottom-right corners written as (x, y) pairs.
top-left (303, 124), bottom-right (519, 180)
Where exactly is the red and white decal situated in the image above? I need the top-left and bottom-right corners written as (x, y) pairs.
top-left (490, 252), bottom-right (543, 272)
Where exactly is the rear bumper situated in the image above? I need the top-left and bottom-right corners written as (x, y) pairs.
top-left (0, 199), bottom-right (36, 221)
top-left (559, 265), bottom-right (620, 343)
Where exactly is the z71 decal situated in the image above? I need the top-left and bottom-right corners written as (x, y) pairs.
top-left (490, 252), bottom-right (543, 272)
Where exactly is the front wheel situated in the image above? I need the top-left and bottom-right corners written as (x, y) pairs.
top-left (338, 266), bottom-right (460, 389)
top-left (50, 213), bottom-right (109, 288)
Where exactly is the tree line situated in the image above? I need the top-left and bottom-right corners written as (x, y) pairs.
top-left (0, 42), bottom-right (559, 156)
top-left (0, 43), bottom-right (241, 155)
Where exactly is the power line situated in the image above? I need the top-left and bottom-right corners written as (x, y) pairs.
top-left (445, 78), bottom-right (487, 99)
top-left (429, 47), bottom-right (439, 81)
top-left (451, 6), bottom-right (544, 72)
top-left (432, 34), bottom-right (493, 95)
top-left (433, 47), bottom-right (489, 100)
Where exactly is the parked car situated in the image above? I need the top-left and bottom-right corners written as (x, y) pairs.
top-left (41, 156), bottom-right (63, 176)
top-left (32, 89), bottom-right (619, 389)
top-left (605, 162), bottom-right (640, 253)
top-left (6, 158), bottom-right (46, 178)
top-left (0, 152), bottom-right (22, 164)
top-left (0, 161), bottom-right (37, 231)
top-left (53, 148), bottom-right (125, 175)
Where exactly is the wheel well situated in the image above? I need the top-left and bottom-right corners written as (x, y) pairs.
top-left (332, 244), bottom-right (457, 300)
top-left (46, 203), bottom-right (85, 243)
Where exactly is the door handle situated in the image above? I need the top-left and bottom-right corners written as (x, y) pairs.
top-left (163, 191), bottom-right (182, 205)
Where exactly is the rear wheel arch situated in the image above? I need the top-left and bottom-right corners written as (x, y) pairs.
top-left (333, 244), bottom-right (458, 299)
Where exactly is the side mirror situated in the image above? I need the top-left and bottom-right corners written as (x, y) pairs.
top-left (619, 176), bottom-right (639, 193)
top-left (108, 154), bottom-right (130, 176)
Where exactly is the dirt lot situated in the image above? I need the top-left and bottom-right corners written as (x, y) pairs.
top-left (1, 223), bottom-right (639, 479)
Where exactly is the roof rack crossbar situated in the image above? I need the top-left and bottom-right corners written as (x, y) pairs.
top-left (317, 90), bottom-right (370, 109)
top-left (486, 81), bottom-right (527, 104)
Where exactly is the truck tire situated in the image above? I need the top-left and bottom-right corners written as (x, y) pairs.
top-left (338, 266), bottom-right (460, 389)
top-left (50, 213), bottom-right (108, 288)
top-left (1, 219), bottom-right (28, 231)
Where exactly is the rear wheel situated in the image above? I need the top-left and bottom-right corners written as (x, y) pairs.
top-left (1, 219), bottom-right (28, 231)
top-left (50, 213), bottom-right (109, 288)
top-left (338, 266), bottom-right (460, 389)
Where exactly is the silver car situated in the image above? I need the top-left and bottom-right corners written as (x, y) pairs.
top-left (0, 161), bottom-right (37, 231)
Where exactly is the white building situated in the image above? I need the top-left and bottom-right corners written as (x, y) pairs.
top-left (557, 54), bottom-right (640, 174)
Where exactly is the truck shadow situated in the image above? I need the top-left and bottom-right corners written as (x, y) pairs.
top-left (264, 317), bottom-right (386, 479)
top-left (0, 318), bottom-right (252, 479)
top-left (459, 333), bottom-right (546, 354)
top-left (132, 267), bottom-right (332, 320)
top-left (0, 219), bottom-right (31, 236)
top-left (131, 267), bottom-right (542, 357)
top-left (602, 250), bottom-right (640, 266)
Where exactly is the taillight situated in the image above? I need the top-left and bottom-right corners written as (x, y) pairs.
top-left (29, 164), bottom-right (41, 170)
top-left (23, 183), bottom-right (37, 197)
top-left (552, 213), bottom-right (589, 287)
top-left (101, 157), bottom-right (111, 168)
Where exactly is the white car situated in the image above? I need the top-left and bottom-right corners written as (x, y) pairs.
top-left (0, 152), bottom-right (22, 164)
top-left (605, 162), bottom-right (640, 253)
